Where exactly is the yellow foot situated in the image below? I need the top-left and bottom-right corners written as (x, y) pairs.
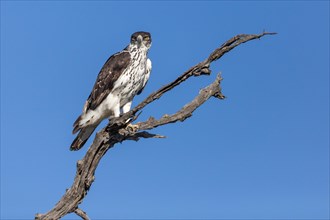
top-left (126, 123), bottom-right (139, 133)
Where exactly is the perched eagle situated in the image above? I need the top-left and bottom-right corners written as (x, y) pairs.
top-left (70, 31), bottom-right (152, 151)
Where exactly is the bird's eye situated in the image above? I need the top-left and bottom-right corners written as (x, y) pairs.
top-left (144, 36), bottom-right (150, 41)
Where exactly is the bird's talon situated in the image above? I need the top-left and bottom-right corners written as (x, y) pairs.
top-left (126, 124), bottom-right (139, 133)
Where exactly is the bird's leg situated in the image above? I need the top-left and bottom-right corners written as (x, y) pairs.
top-left (113, 102), bottom-right (121, 118)
top-left (122, 101), bottom-right (139, 132)
top-left (108, 102), bottom-right (121, 122)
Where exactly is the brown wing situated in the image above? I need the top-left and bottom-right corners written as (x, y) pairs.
top-left (83, 50), bottom-right (131, 112)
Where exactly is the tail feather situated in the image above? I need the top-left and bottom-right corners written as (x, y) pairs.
top-left (70, 126), bottom-right (96, 151)
top-left (73, 115), bottom-right (83, 134)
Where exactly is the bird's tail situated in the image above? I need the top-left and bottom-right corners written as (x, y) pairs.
top-left (70, 125), bottom-right (97, 151)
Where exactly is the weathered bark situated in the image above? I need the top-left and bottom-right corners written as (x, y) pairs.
top-left (35, 32), bottom-right (276, 220)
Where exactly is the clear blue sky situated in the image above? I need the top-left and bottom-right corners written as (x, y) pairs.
top-left (1, 1), bottom-right (329, 219)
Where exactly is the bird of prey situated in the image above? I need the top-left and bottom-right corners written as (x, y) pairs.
top-left (70, 31), bottom-right (152, 151)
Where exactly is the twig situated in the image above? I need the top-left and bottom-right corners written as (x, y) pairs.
top-left (74, 208), bottom-right (90, 220)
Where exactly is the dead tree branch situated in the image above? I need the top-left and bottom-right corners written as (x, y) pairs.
top-left (35, 32), bottom-right (275, 220)
top-left (74, 208), bottom-right (89, 220)
top-left (136, 74), bottom-right (225, 131)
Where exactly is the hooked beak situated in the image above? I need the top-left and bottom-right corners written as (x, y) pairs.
top-left (137, 35), bottom-right (143, 47)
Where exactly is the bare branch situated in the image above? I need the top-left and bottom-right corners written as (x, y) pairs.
top-left (136, 74), bottom-right (224, 131)
top-left (122, 131), bottom-right (166, 141)
top-left (74, 208), bottom-right (90, 220)
top-left (35, 32), bottom-right (275, 220)
top-left (207, 32), bottom-right (277, 63)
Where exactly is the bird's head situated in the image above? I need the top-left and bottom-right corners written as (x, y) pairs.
top-left (130, 31), bottom-right (152, 49)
